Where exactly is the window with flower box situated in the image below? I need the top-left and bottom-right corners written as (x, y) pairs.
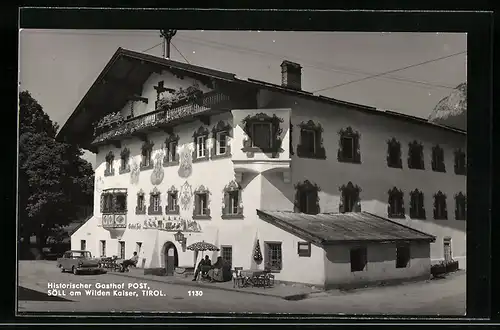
top-left (163, 134), bottom-right (179, 167)
top-left (211, 121), bottom-right (232, 160)
top-left (104, 151), bottom-right (115, 176)
top-left (264, 241), bottom-right (282, 272)
top-left (409, 189), bottom-right (426, 219)
top-left (337, 127), bottom-right (361, 163)
top-left (140, 140), bottom-right (154, 170)
top-left (408, 141), bottom-right (425, 170)
top-left (297, 120), bottom-right (326, 159)
top-left (192, 126), bottom-right (209, 163)
top-left (433, 191), bottom-right (448, 220)
top-left (387, 187), bottom-right (405, 218)
top-left (193, 185), bottom-right (211, 220)
top-left (432, 145), bottom-right (446, 172)
top-left (148, 187), bottom-right (162, 215)
top-left (166, 186), bottom-right (180, 215)
top-left (119, 148), bottom-right (130, 174)
top-left (221, 180), bottom-right (243, 219)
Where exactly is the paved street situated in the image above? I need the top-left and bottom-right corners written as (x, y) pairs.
top-left (18, 261), bottom-right (466, 315)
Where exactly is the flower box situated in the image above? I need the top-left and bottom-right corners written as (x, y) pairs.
top-left (431, 263), bottom-right (446, 277)
top-left (445, 260), bottom-right (459, 273)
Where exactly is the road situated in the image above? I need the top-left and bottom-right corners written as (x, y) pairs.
top-left (18, 261), bottom-right (466, 315)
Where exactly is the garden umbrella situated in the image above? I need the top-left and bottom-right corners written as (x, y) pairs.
top-left (187, 241), bottom-right (220, 266)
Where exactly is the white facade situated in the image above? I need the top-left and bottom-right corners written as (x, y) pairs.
top-left (71, 62), bottom-right (466, 287)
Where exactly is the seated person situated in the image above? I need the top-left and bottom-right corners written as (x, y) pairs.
top-left (192, 255), bottom-right (211, 281)
top-left (121, 252), bottom-right (138, 272)
top-left (207, 257), bottom-right (232, 282)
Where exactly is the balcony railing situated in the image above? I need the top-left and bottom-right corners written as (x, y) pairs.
top-left (92, 91), bottom-right (231, 144)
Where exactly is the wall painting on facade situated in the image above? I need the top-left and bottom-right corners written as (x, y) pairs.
top-left (180, 181), bottom-right (193, 210)
top-left (127, 217), bottom-right (201, 233)
top-left (178, 145), bottom-right (193, 178)
top-left (95, 176), bottom-right (104, 193)
top-left (130, 158), bottom-right (140, 184)
top-left (151, 151), bottom-right (165, 185)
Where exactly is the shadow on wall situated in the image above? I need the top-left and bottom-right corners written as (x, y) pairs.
top-left (262, 171), bottom-right (466, 233)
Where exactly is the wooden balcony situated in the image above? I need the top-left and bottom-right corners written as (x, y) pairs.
top-left (92, 91), bottom-right (231, 145)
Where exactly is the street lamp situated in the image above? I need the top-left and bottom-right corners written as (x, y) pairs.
top-left (174, 230), bottom-right (187, 252)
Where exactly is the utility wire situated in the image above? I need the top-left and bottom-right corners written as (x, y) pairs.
top-left (142, 42), bottom-right (163, 53)
top-left (312, 51), bottom-right (466, 93)
top-left (176, 35), bottom-right (459, 91)
top-left (171, 42), bottom-right (190, 64)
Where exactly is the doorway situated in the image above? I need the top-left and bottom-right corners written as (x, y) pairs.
top-left (162, 241), bottom-right (178, 276)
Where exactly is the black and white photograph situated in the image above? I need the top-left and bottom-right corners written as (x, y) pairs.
top-left (18, 29), bottom-right (467, 315)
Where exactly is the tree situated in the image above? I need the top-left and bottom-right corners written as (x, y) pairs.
top-left (19, 91), bottom-right (94, 256)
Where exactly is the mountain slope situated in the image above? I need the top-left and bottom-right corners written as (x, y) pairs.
top-left (428, 82), bottom-right (467, 131)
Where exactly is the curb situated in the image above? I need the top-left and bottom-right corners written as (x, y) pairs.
top-left (111, 271), bottom-right (313, 301)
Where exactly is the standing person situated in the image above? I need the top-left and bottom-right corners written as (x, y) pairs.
top-left (121, 252), bottom-right (138, 272)
top-left (193, 255), bottom-right (211, 281)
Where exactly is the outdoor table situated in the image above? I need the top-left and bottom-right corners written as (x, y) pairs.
top-left (238, 270), bottom-right (267, 288)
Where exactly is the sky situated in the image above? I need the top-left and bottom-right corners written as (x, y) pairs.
top-left (19, 30), bottom-right (467, 168)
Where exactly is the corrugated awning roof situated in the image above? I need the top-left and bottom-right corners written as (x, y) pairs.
top-left (257, 210), bottom-right (435, 245)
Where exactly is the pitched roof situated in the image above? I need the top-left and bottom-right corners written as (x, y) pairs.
top-left (257, 210), bottom-right (435, 245)
top-left (57, 47), bottom-right (465, 147)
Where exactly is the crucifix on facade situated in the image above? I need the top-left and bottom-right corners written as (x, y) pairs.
top-left (154, 81), bottom-right (168, 102)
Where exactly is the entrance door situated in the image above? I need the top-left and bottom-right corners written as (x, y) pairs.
top-left (166, 247), bottom-right (175, 275)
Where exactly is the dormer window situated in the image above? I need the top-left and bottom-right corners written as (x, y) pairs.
top-left (387, 138), bottom-right (402, 168)
top-left (433, 191), bottom-right (448, 220)
top-left (454, 148), bottom-right (466, 175)
top-left (432, 145), bottom-right (446, 172)
top-left (119, 148), bottom-right (130, 174)
top-left (192, 126), bottom-right (210, 163)
top-left (148, 187), bottom-right (162, 215)
top-left (140, 140), bottom-right (154, 170)
top-left (163, 134), bottom-right (180, 167)
top-left (294, 180), bottom-right (320, 215)
top-left (408, 141), bottom-right (424, 170)
top-left (241, 113), bottom-right (284, 157)
top-left (211, 121), bottom-right (232, 160)
top-left (297, 120), bottom-right (326, 159)
top-left (104, 151), bottom-right (115, 176)
top-left (337, 127), bottom-right (361, 163)
top-left (222, 180), bottom-right (243, 219)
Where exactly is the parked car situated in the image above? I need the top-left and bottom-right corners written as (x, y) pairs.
top-left (56, 250), bottom-right (104, 275)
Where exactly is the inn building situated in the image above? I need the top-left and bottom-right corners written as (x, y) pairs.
top-left (57, 48), bottom-right (466, 288)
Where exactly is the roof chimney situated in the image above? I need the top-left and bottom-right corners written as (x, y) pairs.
top-left (280, 60), bottom-right (302, 90)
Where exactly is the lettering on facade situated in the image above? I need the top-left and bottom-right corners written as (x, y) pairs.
top-left (126, 217), bottom-right (201, 232)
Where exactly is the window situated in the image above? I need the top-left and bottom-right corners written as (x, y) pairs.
top-left (119, 241), bottom-right (126, 259)
top-left (80, 240), bottom-right (86, 251)
top-left (387, 138), bottom-right (402, 168)
top-left (339, 182), bottom-right (361, 213)
top-left (264, 242), bottom-right (282, 271)
top-left (221, 246), bottom-right (233, 267)
top-left (387, 187), bottom-right (405, 218)
top-left (136, 190), bottom-right (146, 215)
top-left (119, 148), bottom-right (130, 174)
top-left (297, 120), bottom-right (326, 159)
top-left (455, 192), bottom-right (466, 221)
top-left (433, 191), bottom-right (448, 220)
top-left (163, 134), bottom-right (180, 166)
top-left (396, 244), bottom-right (410, 268)
top-left (193, 185), bottom-right (211, 219)
top-left (454, 148), bottom-right (466, 175)
top-left (140, 140), bottom-right (154, 170)
top-left (222, 180), bottom-right (243, 219)
top-left (211, 121), bottom-right (232, 159)
top-left (337, 127), bottom-right (361, 163)
top-left (443, 237), bottom-right (452, 262)
top-left (409, 189), bottom-right (426, 219)
top-left (166, 186), bottom-right (180, 215)
top-left (294, 180), bottom-right (320, 215)
top-left (105, 151), bottom-right (115, 176)
top-left (101, 189), bottom-right (128, 214)
top-left (100, 240), bottom-right (106, 257)
top-left (148, 187), bottom-right (162, 215)
top-left (136, 242), bottom-right (142, 255)
top-left (297, 242), bottom-right (311, 257)
top-left (350, 247), bottom-right (367, 272)
top-left (241, 113), bottom-right (284, 156)
top-left (432, 145), bottom-right (446, 172)
top-left (408, 141), bottom-right (424, 170)
top-left (192, 126), bottom-right (210, 162)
